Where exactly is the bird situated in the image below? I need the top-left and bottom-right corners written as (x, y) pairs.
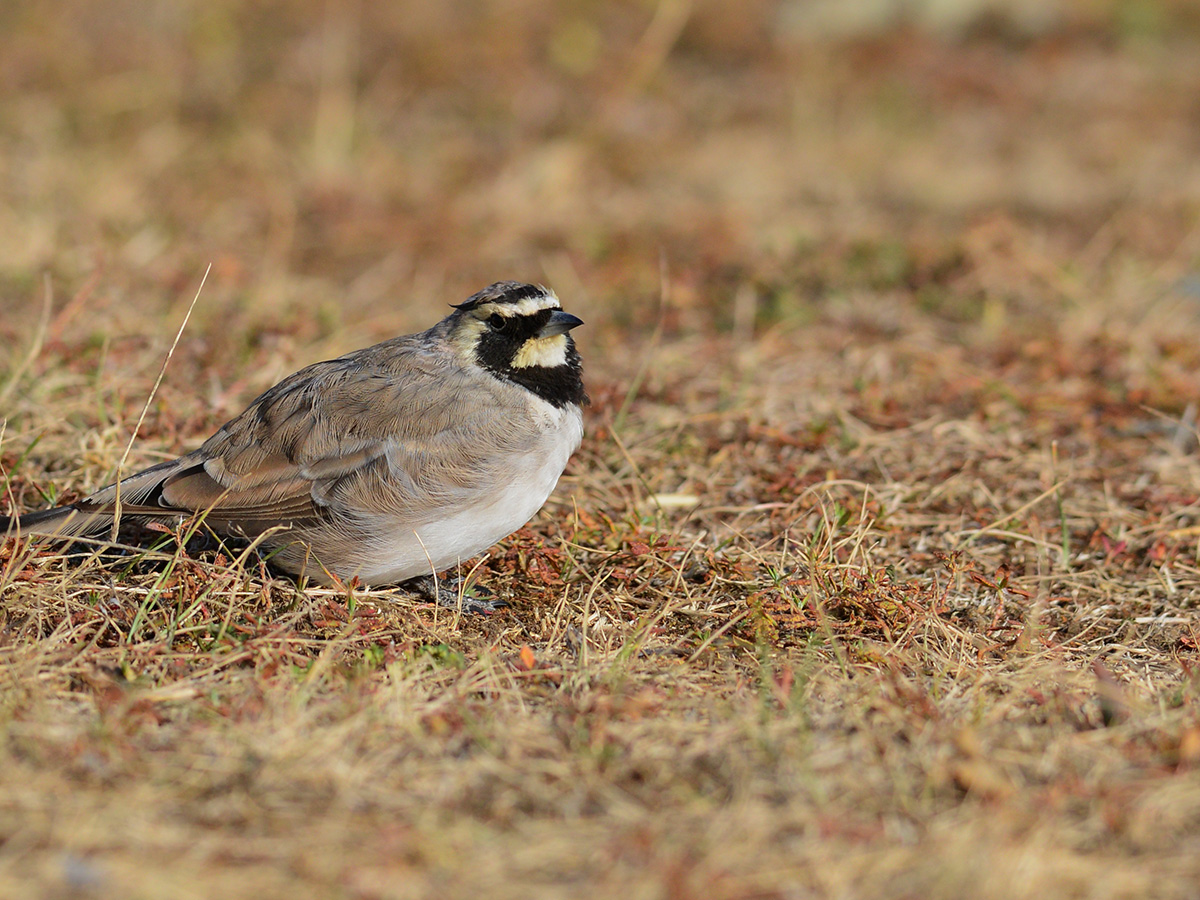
top-left (0, 281), bottom-right (587, 611)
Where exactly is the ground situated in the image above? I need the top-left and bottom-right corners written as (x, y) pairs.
top-left (3, 2), bottom-right (1200, 898)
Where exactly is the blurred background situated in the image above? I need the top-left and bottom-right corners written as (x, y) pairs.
top-left (3, 0), bottom-right (1200, 457)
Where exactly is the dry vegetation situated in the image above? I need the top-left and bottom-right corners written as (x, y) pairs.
top-left (5, 1), bottom-right (1200, 897)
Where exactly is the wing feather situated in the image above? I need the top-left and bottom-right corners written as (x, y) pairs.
top-left (151, 336), bottom-right (535, 531)
top-left (18, 333), bottom-right (542, 542)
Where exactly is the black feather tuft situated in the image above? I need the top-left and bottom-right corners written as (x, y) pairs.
top-left (450, 281), bottom-right (548, 311)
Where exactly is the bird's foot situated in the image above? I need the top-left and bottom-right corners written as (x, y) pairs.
top-left (405, 574), bottom-right (508, 614)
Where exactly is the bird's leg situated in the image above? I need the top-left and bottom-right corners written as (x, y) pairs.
top-left (405, 574), bottom-right (508, 614)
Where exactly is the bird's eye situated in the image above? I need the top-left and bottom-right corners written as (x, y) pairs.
top-left (487, 313), bottom-right (507, 332)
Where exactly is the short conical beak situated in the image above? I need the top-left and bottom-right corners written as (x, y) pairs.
top-left (539, 310), bottom-right (584, 337)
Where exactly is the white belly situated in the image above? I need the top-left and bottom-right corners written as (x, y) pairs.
top-left (352, 404), bottom-right (582, 584)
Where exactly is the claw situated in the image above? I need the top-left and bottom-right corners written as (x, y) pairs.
top-left (405, 574), bottom-right (508, 614)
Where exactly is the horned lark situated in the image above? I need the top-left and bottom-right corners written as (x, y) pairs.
top-left (0, 281), bottom-right (587, 610)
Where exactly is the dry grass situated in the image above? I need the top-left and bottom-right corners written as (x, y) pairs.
top-left (4, 2), bottom-right (1200, 898)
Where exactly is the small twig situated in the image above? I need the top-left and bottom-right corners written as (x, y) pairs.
top-left (110, 264), bottom-right (211, 540)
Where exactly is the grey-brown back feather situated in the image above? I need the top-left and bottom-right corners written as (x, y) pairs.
top-left (5, 326), bottom-right (544, 541)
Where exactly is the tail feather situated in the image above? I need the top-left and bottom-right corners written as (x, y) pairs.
top-left (1, 459), bottom-right (192, 541)
top-left (1, 505), bottom-right (111, 538)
